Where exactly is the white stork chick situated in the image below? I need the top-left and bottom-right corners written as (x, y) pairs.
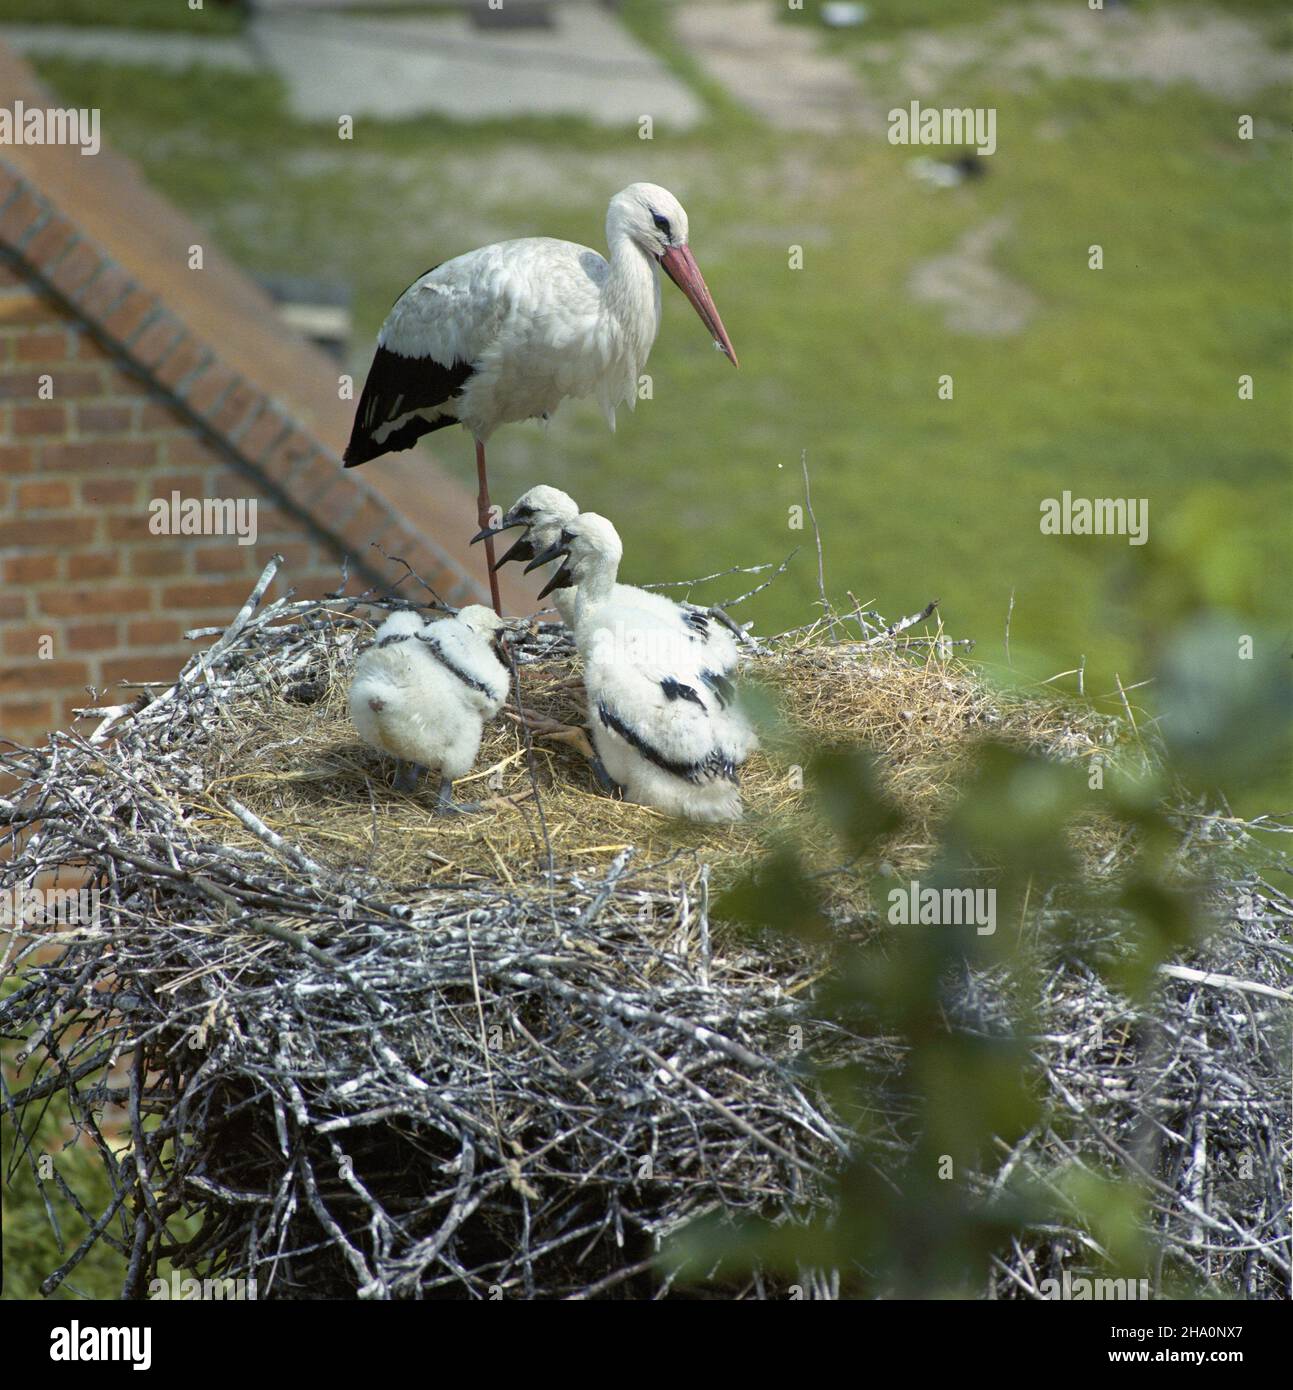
top-left (343, 184), bottom-right (738, 614)
top-left (348, 606), bottom-right (509, 812)
top-left (535, 513), bottom-right (755, 823)
top-left (476, 485), bottom-right (740, 675)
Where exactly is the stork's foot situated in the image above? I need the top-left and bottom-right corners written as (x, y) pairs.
top-left (506, 710), bottom-right (599, 763)
top-left (392, 760), bottom-right (424, 792)
top-left (590, 756), bottom-right (623, 798)
top-left (434, 779), bottom-right (483, 815)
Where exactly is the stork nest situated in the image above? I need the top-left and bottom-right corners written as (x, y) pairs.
top-left (1, 559), bottom-right (1288, 1299)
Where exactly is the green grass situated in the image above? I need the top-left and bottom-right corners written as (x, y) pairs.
top-left (2, 0), bottom-right (245, 33)
top-left (29, 10), bottom-right (1292, 817)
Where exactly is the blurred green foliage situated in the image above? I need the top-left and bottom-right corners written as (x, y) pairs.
top-left (675, 535), bottom-right (1289, 1297)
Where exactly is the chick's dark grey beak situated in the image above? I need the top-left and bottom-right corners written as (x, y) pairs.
top-left (523, 538), bottom-right (570, 575)
top-left (491, 533), bottom-right (536, 571)
top-left (536, 563), bottom-right (576, 600)
top-left (470, 516), bottom-right (526, 546)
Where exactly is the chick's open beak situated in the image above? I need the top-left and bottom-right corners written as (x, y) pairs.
top-left (523, 538), bottom-right (570, 575)
top-left (536, 563), bottom-right (576, 601)
top-left (491, 533), bottom-right (536, 571)
top-left (659, 244), bottom-right (738, 368)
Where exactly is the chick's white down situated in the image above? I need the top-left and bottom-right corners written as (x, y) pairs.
top-left (555, 513), bottom-right (755, 823)
top-left (492, 485), bottom-right (739, 674)
top-left (348, 607), bottom-right (509, 788)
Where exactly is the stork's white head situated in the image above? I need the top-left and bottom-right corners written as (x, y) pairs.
top-left (607, 184), bottom-right (738, 368)
top-left (525, 512), bottom-right (622, 602)
top-left (455, 604), bottom-right (508, 640)
top-left (373, 608), bottom-right (426, 643)
top-left (608, 183), bottom-right (690, 258)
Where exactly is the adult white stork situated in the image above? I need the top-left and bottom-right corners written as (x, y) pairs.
top-left (343, 183), bottom-right (738, 614)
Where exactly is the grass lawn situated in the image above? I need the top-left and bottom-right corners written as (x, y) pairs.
top-left (25, 2), bottom-right (1292, 812)
top-left (2, 0), bottom-right (246, 33)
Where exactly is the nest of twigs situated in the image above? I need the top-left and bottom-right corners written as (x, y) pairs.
top-left (1, 558), bottom-right (1288, 1299)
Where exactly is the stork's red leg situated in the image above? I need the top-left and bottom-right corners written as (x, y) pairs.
top-left (475, 438), bottom-right (503, 616)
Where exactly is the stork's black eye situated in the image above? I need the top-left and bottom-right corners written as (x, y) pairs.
top-left (514, 505), bottom-right (533, 519)
top-left (651, 211), bottom-right (672, 238)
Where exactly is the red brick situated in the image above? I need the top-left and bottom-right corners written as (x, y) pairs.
top-left (16, 331), bottom-right (70, 362)
top-left (238, 406), bottom-right (292, 461)
top-left (76, 403), bottom-right (133, 433)
top-left (3, 554), bottom-right (57, 585)
top-left (288, 454), bottom-right (344, 505)
top-left (0, 592), bottom-right (30, 619)
top-left (16, 480), bottom-right (73, 509)
top-left (47, 242), bottom-right (104, 299)
top-left (0, 699), bottom-right (55, 732)
top-left (67, 551), bottom-right (122, 581)
top-left (41, 440), bottom-right (156, 471)
top-left (162, 579), bottom-right (271, 610)
top-left (38, 586), bottom-right (153, 618)
top-left (260, 428), bottom-right (316, 484)
top-left (306, 474), bottom-right (357, 529)
top-left (138, 402), bottom-right (183, 430)
top-left (65, 622), bottom-right (121, 653)
top-left (130, 314), bottom-right (184, 369)
top-left (73, 333), bottom-right (111, 362)
top-left (163, 436), bottom-right (220, 468)
top-left (0, 661), bottom-right (91, 695)
top-left (0, 189), bottom-right (45, 245)
top-left (154, 337), bottom-right (208, 390)
top-left (195, 545), bottom-right (257, 574)
top-left (185, 363), bottom-right (237, 417)
top-left (100, 654), bottom-right (184, 687)
top-left (128, 546), bottom-right (190, 578)
top-left (1, 626), bottom-right (53, 658)
top-left (127, 619), bottom-right (181, 647)
top-left (149, 473), bottom-right (205, 498)
top-left (0, 518), bottom-right (95, 548)
top-left (0, 371), bottom-right (41, 401)
top-left (101, 289), bottom-right (158, 343)
top-left (106, 514), bottom-right (150, 542)
top-left (78, 264), bottom-right (134, 320)
top-left (216, 382), bottom-right (265, 438)
top-left (0, 290), bottom-right (57, 327)
top-left (23, 214), bottom-right (77, 270)
top-left (12, 404), bottom-right (66, 435)
top-left (0, 444), bottom-right (35, 473)
top-left (1, 368), bottom-right (104, 401)
top-left (81, 477), bottom-right (138, 507)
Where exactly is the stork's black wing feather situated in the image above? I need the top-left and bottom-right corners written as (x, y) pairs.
top-left (343, 344), bottom-right (474, 467)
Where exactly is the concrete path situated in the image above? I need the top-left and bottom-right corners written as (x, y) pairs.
top-left (0, 3), bottom-right (703, 127)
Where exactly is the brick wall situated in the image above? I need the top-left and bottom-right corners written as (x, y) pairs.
top-left (0, 261), bottom-right (363, 743)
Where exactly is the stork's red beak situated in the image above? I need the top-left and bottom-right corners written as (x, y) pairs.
top-left (659, 245), bottom-right (738, 368)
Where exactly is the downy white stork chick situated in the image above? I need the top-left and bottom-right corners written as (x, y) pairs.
top-left (532, 513), bottom-right (755, 823)
top-left (343, 184), bottom-right (739, 615)
top-left (475, 485), bottom-right (740, 675)
top-left (348, 606), bottom-right (509, 813)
